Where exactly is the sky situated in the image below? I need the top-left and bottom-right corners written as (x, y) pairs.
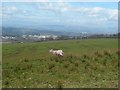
top-left (1, 2), bottom-right (118, 34)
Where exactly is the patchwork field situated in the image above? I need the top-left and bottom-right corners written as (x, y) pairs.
top-left (2, 38), bottom-right (118, 88)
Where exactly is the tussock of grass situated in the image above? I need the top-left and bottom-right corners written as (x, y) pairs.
top-left (84, 63), bottom-right (90, 70)
top-left (48, 63), bottom-right (55, 70)
top-left (83, 54), bottom-right (90, 59)
top-left (74, 61), bottom-right (79, 67)
top-left (94, 51), bottom-right (103, 57)
top-left (81, 59), bottom-right (86, 63)
top-left (63, 63), bottom-right (69, 68)
top-left (56, 80), bottom-right (64, 88)
top-left (103, 50), bottom-right (111, 56)
top-left (116, 50), bottom-right (120, 55)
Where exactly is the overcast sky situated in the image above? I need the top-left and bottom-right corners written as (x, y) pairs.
top-left (1, 2), bottom-right (118, 33)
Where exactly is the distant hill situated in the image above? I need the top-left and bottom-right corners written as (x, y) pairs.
top-left (2, 26), bottom-right (117, 36)
top-left (2, 27), bottom-right (70, 36)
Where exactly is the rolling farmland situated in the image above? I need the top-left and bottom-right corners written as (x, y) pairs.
top-left (2, 38), bottom-right (118, 88)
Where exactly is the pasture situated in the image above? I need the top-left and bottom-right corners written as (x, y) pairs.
top-left (2, 38), bottom-right (118, 88)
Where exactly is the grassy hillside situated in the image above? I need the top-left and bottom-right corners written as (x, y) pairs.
top-left (2, 38), bottom-right (118, 88)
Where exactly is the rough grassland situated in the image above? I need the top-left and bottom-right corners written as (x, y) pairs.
top-left (2, 38), bottom-right (118, 88)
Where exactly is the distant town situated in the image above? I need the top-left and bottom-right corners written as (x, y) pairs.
top-left (1, 33), bottom-right (119, 43)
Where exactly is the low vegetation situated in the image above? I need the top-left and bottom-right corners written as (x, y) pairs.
top-left (2, 38), bottom-right (118, 88)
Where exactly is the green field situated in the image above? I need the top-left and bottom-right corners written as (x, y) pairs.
top-left (2, 38), bottom-right (118, 88)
